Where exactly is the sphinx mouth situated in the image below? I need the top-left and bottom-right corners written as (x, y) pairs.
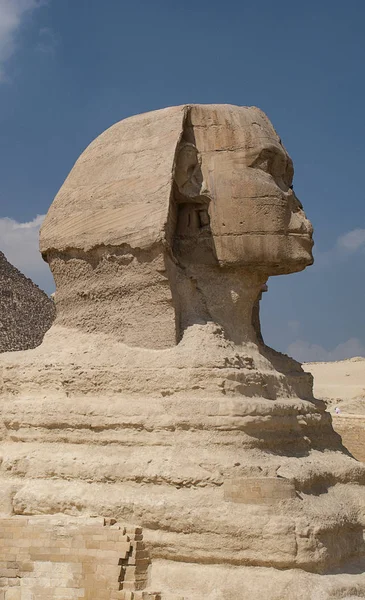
top-left (287, 232), bottom-right (314, 246)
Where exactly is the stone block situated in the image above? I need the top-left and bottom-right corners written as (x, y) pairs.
top-left (223, 477), bottom-right (296, 504)
top-left (4, 590), bottom-right (21, 600)
top-left (0, 569), bottom-right (18, 579)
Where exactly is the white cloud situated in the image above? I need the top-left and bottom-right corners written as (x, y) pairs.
top-left (0, 0), bottom-right (44, 81)
top-left (287, 338), bottom-right (365, 363)
top-left (0, 214), bottom-right (54, 293)
top-left (313, 227), bottom-right (365, 270)
top-left (337, 228), bottom-right (365, 253)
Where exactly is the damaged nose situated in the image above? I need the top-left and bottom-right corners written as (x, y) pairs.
top-left (288, 194), bottom-right (313, 236)
top-left (289, 210), bottom-right (313, 235)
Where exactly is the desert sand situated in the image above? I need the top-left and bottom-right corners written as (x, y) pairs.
top-left (305, 357), bottom-right (365, 413)
top-left (305, 357), bottom-right (365, 463)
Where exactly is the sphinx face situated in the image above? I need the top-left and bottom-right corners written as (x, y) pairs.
top-left (208, 134), bottom-right (313, 275)
top-left (176, 105), bottom-right (314, 276)
top-left (41, 104), bottom-right (313, 279)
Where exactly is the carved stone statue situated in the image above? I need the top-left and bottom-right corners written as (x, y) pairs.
top-left (40, 105), bottom-right (313, 348)
top-left (1, 105), bottom-right (365, 599)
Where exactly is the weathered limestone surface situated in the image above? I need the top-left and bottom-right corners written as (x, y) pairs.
top-left (1, 105), bottom-right (365, 599)
top-left (0, 251), bottom-right (55, 353)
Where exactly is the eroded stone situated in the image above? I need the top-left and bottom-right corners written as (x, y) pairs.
top-left (0, 105), bottom-right (364, 599)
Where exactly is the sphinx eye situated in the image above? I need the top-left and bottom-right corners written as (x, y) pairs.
top-left (251, 148), bottom-right (287, 178)
top-left (251, 149), bottom-right (274, 173)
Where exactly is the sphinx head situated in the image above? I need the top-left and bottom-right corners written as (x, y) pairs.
top-left (40, 104), bottom-right (313, 348)
top-left (172, 105), bottom-right (313, 275)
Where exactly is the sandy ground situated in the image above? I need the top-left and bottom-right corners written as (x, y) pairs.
top-left (304, 356), bottom-right (365, 414)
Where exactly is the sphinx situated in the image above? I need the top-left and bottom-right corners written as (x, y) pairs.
top-left (1, 105), bottom-right (365, 599)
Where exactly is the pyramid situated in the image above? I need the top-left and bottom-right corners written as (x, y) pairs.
top-left (0, 250), bottom-right (55, 352)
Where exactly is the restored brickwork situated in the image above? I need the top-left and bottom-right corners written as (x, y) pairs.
top-left (0, 516), bottom-right (159, 600)
top-left (333, 414), bottom-right (365, 462)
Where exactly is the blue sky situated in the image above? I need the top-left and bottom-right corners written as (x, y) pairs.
top-left (0, 0), bottom-right (364, 361)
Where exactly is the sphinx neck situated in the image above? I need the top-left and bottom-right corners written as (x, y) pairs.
top-left (48, 247), bottom-right (178, 350)
top-left (48, 247), bottom-right (267, 350)
top-left (169, 261), bottom-right (267, 346)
